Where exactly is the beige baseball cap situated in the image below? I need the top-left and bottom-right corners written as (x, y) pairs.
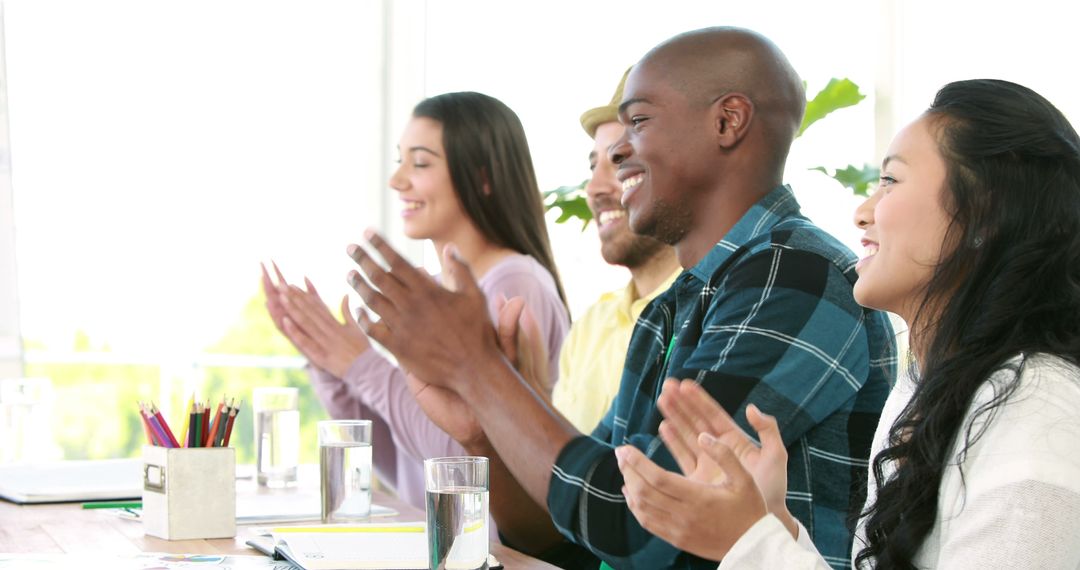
top-left (579, 67), bottom-right (632, 138)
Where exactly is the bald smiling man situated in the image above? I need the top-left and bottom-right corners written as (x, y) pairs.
top-left (346, 27), bottom-right (896, 569)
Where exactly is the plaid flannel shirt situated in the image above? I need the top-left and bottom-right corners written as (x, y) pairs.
top-left (547, 186), bottom-right (897, 569)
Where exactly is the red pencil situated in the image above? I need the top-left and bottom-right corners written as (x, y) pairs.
top-left (150, 403), bottom-right (180, 448)
top-left (222, 400), bottom-right (240, 447)
top-left (137, 402), bottom-right (159, 446)
top-left (211, 404), bottom-right (229, 447)
top-left (201, 403), bottom-right (210, 447)
top-left (205, 399), bottom-right (225, 447)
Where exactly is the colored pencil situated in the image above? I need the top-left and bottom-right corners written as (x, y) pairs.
top-left (201, 403), bottom-right (210, 447)
top-left (142, 403), bottom-right (171, 448)
top-left (192, 403), bottom-right (203, 448)
top-left (138, 403), bottom-right (157, 446)
top-left (137, 393), bottom-right (239, 448)
top-left (82, 500), bottom-right (143, 510)
top-left (178, 392), bottom-right (194, 448)
top-left (187, 403), bottom-right (197, 448)
top-left (212, 404), bottom-right (229, 447)
top-left (222, 400), bottom-right (240, 447)
top-left (150, 403), bottom-right (180, 448)
top-left (205, 399), bottom-right (225, 447)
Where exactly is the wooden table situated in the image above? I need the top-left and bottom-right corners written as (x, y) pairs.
top-left (0, 486), bottom-right (559, 569)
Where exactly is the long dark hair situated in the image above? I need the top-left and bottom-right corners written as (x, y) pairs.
top-left (412, 92), bottom-right (568, 310)
top-left (856, 79), bottom-right (1080, 568)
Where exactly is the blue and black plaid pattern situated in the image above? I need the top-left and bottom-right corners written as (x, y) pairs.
top-left (547, 186), bottom-right (897, 570)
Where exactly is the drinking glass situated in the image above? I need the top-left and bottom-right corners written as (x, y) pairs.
top-left (0, 377), bottom-right (59, 463)
top-left (319, 419), bottom-right (373, 522)
top-left (253, 387), bottom-right (299, 487)
top-left (424, 456), bottom-right (489, 570)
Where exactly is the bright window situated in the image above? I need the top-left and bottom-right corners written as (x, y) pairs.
top-left (2, 0), bottom-right (1077, 462)
top-left (4, 2), bottom-right (388, 462)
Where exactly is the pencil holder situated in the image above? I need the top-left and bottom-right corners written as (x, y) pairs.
top-left (142, 445), bottom-right (236, 540)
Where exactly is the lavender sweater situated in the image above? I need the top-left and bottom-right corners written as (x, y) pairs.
top-left (309, 254), bottom-right (569, 517)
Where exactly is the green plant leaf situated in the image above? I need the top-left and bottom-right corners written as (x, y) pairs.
top-left (810, 163), bottom-right (880, 196)
top-left (798, 78), bottom-right (865, 137)
top-left (543, 179), bottom-right (592, 229)
top-left (550, 195), bottom-right (592, 230)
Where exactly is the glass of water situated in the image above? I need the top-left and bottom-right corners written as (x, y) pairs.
top-left (318, 419), bottom-right (373, 523)
top-left (0, 377), bottom-right (60, 463)
top-left (424, 456), bottom-right (489, 570)
top-left (253, 387), bottom-right (300, 488)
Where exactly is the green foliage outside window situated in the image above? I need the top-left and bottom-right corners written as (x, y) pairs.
top-left (22, 360), bottom-right (159, 460)
top-left (24, 284), bottom-right (327, 464)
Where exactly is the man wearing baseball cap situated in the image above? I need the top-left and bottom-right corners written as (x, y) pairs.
top-left (552, 69), bottom-right (682, 434)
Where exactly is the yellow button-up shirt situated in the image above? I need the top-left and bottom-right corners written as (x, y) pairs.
top-left (552, 268), bottom-right (682, 433)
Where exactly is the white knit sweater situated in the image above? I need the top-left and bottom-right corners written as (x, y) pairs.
top-left (719, 353), bottom-right (1080, 569)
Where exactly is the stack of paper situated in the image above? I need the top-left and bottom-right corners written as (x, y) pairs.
top-left (0, 459), bottom-right (142, 504)
top-left (272, 523), bottom-right (428, 570)
top-left (269, 523), bottom-right (501, 570)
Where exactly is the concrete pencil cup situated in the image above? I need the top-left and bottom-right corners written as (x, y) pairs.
top-left (141, 445), bottom-right (236, 540)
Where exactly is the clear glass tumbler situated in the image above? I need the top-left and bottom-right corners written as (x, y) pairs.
top-left (252, 386), bottom-right (299, 488)
top-left (0, 377), bottom-right (59, 463)
top-left (424, 456), bottom-right (489, 570)
top-left (318, 419), bottom-right (373, 523)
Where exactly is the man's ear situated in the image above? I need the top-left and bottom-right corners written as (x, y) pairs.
top-left (711, 93), bottom-right (754, 149)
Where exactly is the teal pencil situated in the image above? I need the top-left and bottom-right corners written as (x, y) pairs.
top-left (193, 403), bottom-right (202, 448)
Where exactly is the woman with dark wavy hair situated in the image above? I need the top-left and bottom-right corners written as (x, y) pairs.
top-left (614, 78), bottom-right (1080, 568)
top-left (260, 92), bottom-right (570, 526)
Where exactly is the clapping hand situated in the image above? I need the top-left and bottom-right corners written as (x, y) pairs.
top-left (615, 379), bottom-right (795, 561)
top-left (260, 261), bottom-right (370, 378)
top-left (345, 230), bottom-right (505, 395)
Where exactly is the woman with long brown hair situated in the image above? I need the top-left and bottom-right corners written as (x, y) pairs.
top-left (263, 92), bottom-right (569, 526)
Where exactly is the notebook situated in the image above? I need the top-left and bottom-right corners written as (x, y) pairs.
top-left (272, 522), bottom-right (429, 570)
top-left (268, 523), bottom-right (501, 570)
top-left (0, 459), bottom-right (143, 504)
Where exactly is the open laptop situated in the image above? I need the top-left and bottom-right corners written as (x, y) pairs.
top-left (0, 458), bottom-right (142, 504)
